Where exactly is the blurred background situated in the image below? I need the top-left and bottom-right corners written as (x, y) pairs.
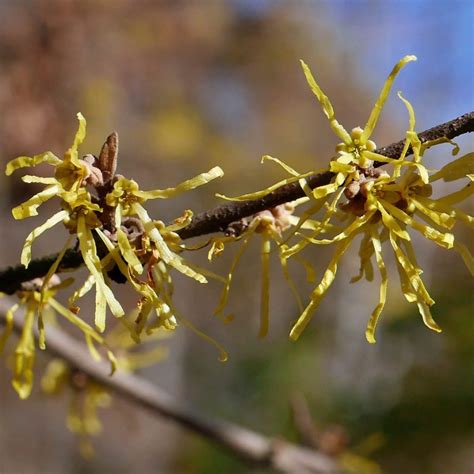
top-left (0, 1), bottom-right (473, 473)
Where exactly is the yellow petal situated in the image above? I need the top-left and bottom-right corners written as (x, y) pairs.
top-left (411, 197), bottom-right (456, 230)
top-left (214, 235), bottom-right (253, 317)
top-left (261, 155), bottom-right (303, 176)
top-left (12, 184), bottom-right (61, 219)
top-left (117, 229), bottom-right (144, 274)
top-left (375, 200), bottom-right (410, 241)
top-left (350, 232), bottom-right (375, 283)
top-left (312, 173), bottom-right (345, 199)
top-left (360, 55), bottom-right (417, 145)
top-left (365, 227), bottom-right (388, 344)
top-left (21, 176), bottom-right (59, 185)
top-left (133, 204), bottom-right (207, 283)
top-left (72, 112), bottom-right (87, 151)
top-left (284, 187), bottom-right (345, 258)
top-left (12, 306), bottom-right (36, 399)
top-left (417, 301), bottom-right (442, 333)
top-left (135, 166), bottom-right (224, 200)
top-left (0, 303), bottom-right (18, 353)
top-left (300, 60), bottom-right (352, 145)
top-left (389, 233), bottom-right (434, 306)
top-left (290, 236), bottom-right (355, 341)
top-left (216, 171), bottom-right (313, 201)
top-left (20, 210), bottom-right (69, 267)
top-left (77, 215), bottom-right (124, 330)
top-left (430, 152), bottom-right (474, 182)
top-left (381, 199), bottom-right (454, 249)
top-left (259, 237), bottom-right (271, 338)
top-left (299, 211), bottom-right (374, 245)
top-left (5, 152), bottom-right (61, 176)
top-left (453, 240), bottom-right (474, 276)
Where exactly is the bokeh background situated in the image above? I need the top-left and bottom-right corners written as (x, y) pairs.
top-left (0, 1), bottom-right (473, 473)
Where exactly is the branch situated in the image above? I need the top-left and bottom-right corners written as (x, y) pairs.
top-left (0, 112), bottom-right (472, 294)
top-left (179, 111), bottom-right (474, 238)
top-left (0, 299), bottom-right (340, 474)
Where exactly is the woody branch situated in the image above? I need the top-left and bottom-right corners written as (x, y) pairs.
top-left (0, 298), bottom-right (339, 474)
top-left (0, 111), bottom-right (472, 295)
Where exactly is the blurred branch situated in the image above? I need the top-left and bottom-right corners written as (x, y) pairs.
top-left (0, 299), bottom-right (340, 474)
top-left (0, 111), bottom-right (472, 294)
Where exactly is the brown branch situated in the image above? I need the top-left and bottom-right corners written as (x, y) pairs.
top-left (178, 111), bottom-right (474, 238)
top-left (0, 112), bottom-right (472, 294)
top-left (0, 299), bottom-right (340, 474)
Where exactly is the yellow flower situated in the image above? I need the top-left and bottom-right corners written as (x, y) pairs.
top-left (88, 169), bottom-right (228, 360)
top-left (288, 93), bottom-right (473, 342)
top-left (0, 276), bottom-right (116, 400)
top-left (5, 113), bottom-right (125, 332)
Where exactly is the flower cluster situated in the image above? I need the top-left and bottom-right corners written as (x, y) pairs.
top-left (3, 113), bottom-right (228, 397)
top-left (213, 55), bottom-right (473, 342)
top-left (2, 55), bottom-right (472, 407)
top-left (0, 275), bottom-right (116, 399)
top-left (283, 57), bottom-right (473, 342)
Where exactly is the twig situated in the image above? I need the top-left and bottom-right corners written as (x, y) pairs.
top-left (179, 111), bottom-right (474, 238)
top-left (0, 112), bottom-right (472, 294)
top-left (0, 299), bottom-right (340, 474)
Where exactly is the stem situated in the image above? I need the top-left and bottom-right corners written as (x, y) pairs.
top-left (0, 299), bottom-right (339, 474)
top-left (0, 112), bottom-right (472, 294)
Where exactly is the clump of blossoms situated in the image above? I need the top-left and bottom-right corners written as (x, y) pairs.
top-left (4, 113), bottom-right (228, 366)
top-left (278, 57), bottom-right (473, 341)
top-left (0, 276), bottom-right (116, 399)
top-left (215, 55), bottom-right (472, 342)
top-left (215, 156), bottom-right (336, 337)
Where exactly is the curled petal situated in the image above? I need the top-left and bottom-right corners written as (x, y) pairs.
top-left (360, 55), bottom-right (417, 145)
top-left (261, 155), bottom-right (304, 176)
top-left (12, 184), bottom-right (61, 219)
top-left (71, 112), bottom-right (87, 152)
top-left (430, 152), bottom-right (474, 183)
top-left (21, 176), bottom-right (59, 185)
top-left (300, 60), bottom-right (351, 145)
top-left (416, 301), bottom-right (442, 333)
top-left (5, 152), bottom-right (61, 176)
top-left (389, 233), bottom-right (434, 307)
top-left (216, 171), bottom-right (313, 202)
top-left (453, 241), bottom-right (474, 276)
top-left (12, 306), bottom-right (36, 399)
top-left (312, 172), bottom-right (346, 199)
top-left (117, 229), bottom-right (144, 274)
top-left (77, 215), bottom-right (124, 331)
top-left (374, 200), bottom-right (410, 241)
top-left (133, 204), bottom-right (207, 283)
top-left (0, 303), bottom-right (19, 353)
top-left (259, 237), bottom-right (271, 338)
top-left (365, 227), bottom-right (388, 343)
top-left (411, 197), bottom-right (456, 230)
top-left (298, 211), bottom-right (374, 245)
top-left (214, 235), bottom-right (253, 318)
top-left (381, 199), bottom-right (454, 249)
top-left (290, 235), bottom-right (355, 341)
top-left (135, 166), bottom-right (224, 200)
top-left (20, 210), bottom-right (69, 267)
